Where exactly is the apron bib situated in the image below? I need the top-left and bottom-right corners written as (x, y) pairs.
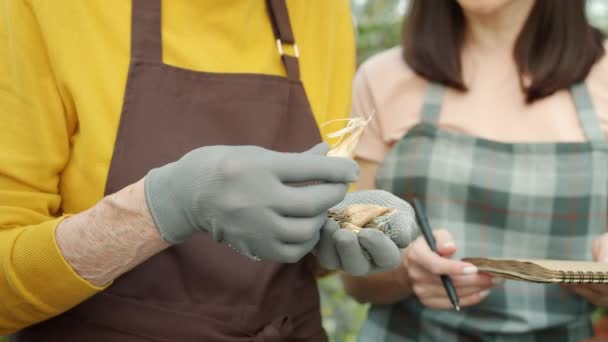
top-left (12, 1), bottom-right (326, 341)
top-left (359, 83), bottom-right (608, 342)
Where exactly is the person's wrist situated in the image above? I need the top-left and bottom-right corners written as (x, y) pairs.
top-left (112, 178), bottom-right (169, 247)
top-left (55, 179), bottom-right (170, 287)
top-left (133, 178), bottom-right (162, 233)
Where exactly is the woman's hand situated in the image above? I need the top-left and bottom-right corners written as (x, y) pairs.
top-left (562, 233), bottom-right (608, 307)
top-left (404, 229), bottom-right (500, 309)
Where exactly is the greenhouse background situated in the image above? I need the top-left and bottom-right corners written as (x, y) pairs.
top-left (2, 1), bottom-right (608, 341)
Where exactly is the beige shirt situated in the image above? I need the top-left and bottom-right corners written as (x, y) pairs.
top-left (353, 46), bottom-right (608, 163)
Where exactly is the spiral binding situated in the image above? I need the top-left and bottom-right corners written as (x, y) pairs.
top-left (559, 270), bottom-right (608, 283)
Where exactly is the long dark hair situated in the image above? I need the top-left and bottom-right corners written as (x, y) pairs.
top-left (402, 0), bottom-right (605, 103)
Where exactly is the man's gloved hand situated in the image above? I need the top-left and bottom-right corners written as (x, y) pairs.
top-left (144, 143), bottom-right (358, 262)
top-left (314, 190), bottom-right (418, 276)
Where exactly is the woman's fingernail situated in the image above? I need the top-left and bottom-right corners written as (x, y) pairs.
top-left (443, 242), bottom-right (455, 248)
top-left (492, 278), bottom-right (505, 285)
top-left (462, 266), bottom-right (478, 275)
top-left (479, 289), bottom-right (491, 298)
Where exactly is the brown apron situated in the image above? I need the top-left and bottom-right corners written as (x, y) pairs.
top-left (12, 0), bottom-right (326, 341)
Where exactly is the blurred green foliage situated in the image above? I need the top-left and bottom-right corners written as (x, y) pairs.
top-left (356, 21), bottom-right (401, 64)
top-left (319, 276), bottom-right (369, 342)
top-left (351, 0), bottom-right (403, 64)
top-left (589, 0), bottom-right (608, 33)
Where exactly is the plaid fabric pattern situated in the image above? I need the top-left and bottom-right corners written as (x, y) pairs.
top-left (358, 83), bottom-right (608, 341)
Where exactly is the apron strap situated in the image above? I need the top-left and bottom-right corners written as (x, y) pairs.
top-left (131, 0), bottom-right (162, 63)
top-left (267, 0), bottom-right (295, 44)
top-left (129, 0), bottom-right (301, 81)
top-left (571, 82), bottom-right (606, 142)
top-left (266, 0), bottom-right (301, 81)
top-left (420, 82), bottom-right (445, 124)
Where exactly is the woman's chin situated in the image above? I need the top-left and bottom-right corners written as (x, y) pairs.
top-left (456, 0), bottom-right (524, 16)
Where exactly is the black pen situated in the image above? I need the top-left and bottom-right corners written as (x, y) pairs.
top-left (412, 198), bottom-right (460, 311)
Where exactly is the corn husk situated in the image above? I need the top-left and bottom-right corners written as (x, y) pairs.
top-left (324, 116), bottom-right (372, 158)
top-left (328, 204), bottom-right (393, 227)
top-left (328, 204), bottom-right (395, 233)
top-left (341, 222), bottom-right (363, 233)
top-left (327, 125), bottom-right (366, 158)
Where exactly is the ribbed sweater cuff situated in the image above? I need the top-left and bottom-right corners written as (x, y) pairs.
top-left (8, 217), bottom-right (108, 313)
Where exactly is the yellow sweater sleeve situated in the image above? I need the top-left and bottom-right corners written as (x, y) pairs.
top-left (0, 0), bottom-right (356, 335)
top-left (0, 1), bottom-right (103, 334)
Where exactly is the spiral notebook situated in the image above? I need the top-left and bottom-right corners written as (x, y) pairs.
top-left (462, 257), bottom-right (608, 284)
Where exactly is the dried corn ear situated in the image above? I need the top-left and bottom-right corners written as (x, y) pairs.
top-left (328, 204), bottom-right (395, 233)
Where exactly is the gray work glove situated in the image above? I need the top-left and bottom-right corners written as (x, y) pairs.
top-left (144, 143), bottom-right (358, 263)
top-left (314, 190), bottom-right (418, 276)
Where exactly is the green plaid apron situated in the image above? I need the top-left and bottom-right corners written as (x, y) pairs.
top-left (357, 82), bottom-right (608, 342)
